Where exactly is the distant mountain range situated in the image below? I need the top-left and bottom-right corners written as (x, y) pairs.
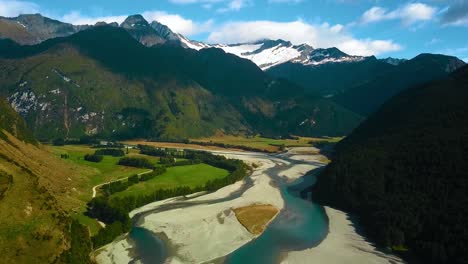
top-left (0, 13), bottom-right (465, 140)
top-left (268, 52), bottom-right (465, 114)
top-left (0, 14), bottom-right (425, 70)
top-left (0, 25), bottom-right (362, 141)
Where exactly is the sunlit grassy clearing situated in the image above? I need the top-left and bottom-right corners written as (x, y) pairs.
top-left (111, 163), bottom-right (229, 199)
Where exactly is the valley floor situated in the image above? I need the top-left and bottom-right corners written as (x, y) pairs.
top-left (95, 147), bottom-right (402, 264)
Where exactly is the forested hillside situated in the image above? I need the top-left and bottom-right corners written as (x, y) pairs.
top-left (333, 54), bottom-right (465, 115)
top-left (267, 56), bottom-right (394, 96)
top-left (268, 53), bottom-right (465, 116)
top-left (312, 66), bottom-right (468, 263)
top-left (0, 26), bottom-right (361, 141)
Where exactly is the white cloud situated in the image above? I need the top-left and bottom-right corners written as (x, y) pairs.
top-left (0, 0), bottom-right (38, 17)
top-left (360, 3), bottom-right (437, 26)
top-left (207, 20), bottom-right (402, 56)
top-left (142, 11), bottom-right (213, 36)
top-left (361, 7), bottom-right (387, 24)
top-left (217, 0), bottom-right (251, 12)
top-left (169, 0), bottom-right (250, 12)
top-left (60, 10), bottom-right (213, 37)
top-left (61, 11), bottom-right (127, 25)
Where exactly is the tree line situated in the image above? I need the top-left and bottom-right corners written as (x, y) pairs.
top-left (86, 146), bottom-right (249, 249)
top-left (101, 167), bottom-right (167, 196)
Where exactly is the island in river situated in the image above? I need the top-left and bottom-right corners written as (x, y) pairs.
top-left (95, 146), bottom-right (403, 264)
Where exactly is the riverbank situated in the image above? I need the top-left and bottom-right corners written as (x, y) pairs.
top-left (282, 206), bottom-right (404, 264)
top-left (95, 147), bottom-right (401, 264)
top-left (95, 148), bottom-right (317, 264)
top-left (133, 151), bottom-right (286, 263)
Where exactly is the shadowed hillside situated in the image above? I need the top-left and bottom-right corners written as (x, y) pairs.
top-left (333, 54), bottom-right (465, 115)
top-left (312, 65), bottom-right (468, 263)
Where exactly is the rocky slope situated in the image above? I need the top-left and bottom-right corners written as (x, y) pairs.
top-left (0, 14), bottom-right (88, 45)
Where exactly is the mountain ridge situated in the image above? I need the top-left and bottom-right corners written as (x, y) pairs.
top-left (0, 25), bottom-right (362, 140)
top-left (0, 13), bottom-right (406, 70)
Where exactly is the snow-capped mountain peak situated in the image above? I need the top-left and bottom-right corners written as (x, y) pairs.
top-left (182, 38), bottom-right (368, 70)
top-left (211, 40), bottom-right (305, 70)
top-left (0, 13), bottom-right (370, 70)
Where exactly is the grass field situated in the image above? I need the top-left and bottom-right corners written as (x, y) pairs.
top-left (47, 145), bottom-right (230, 234)
top-left (111, 163), bottom-right (229, 199)
top-left (192, 135), bottom-right (342, 152)
top-left (0, 134), bottom-right (91, 262)
top-left (48, 145), bottom-right (159, 196)
top-left (47, 145), bottom-right (162, 234)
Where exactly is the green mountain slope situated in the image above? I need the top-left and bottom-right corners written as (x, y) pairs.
top-left (0, 98), bottom-right (35, 143)
top-left (266, 56), bottom-right (395, 96)
top-left (267, 53), bottom-right (465, 117)
top-left (0, 26), bottom-right (362, 140)
top-left (312, 65), bottom-right (468, 263)
top-left (0, 101), bottom-right (92, 263)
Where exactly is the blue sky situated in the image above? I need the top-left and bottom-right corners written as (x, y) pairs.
top-left (1, 0), bottom-right (467, 60)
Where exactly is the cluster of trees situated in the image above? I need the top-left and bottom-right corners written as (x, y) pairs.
top-left (140, 167), bottom-right (166, 181)
top-left (189, 140), bottom-right (276, 153)
top-left (58, 220), bottom-right (93, 264)
top-left (85, 147), bottom-right (250, 249)
top-left (102, 155), bottom-right (248, 213)
top-left (159, 156), bottom-right (176, 165)
top-left (204, 162), bottom-right (247, 191)
top-left (86, 186), bottom-right (195, 248)
top-left (83, 148), bottom-right (126, 163)
top-left (85, 197), bottom-right (132, 248)
top-left (109, 186), bottom-right (197, 212)
top-left (84, 154), bottom-right (103, 163)
top-left (95, 148), bottom-right (125, 157)
top-left (138, 144), bottom-right (186, 157)
top-left (159, 156), bottom-right (201, 167)
top-left (312, 67), bottom-right (468, 263)
top-left (117, 157), bottom-right (154, 168)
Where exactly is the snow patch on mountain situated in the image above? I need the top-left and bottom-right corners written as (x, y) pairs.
top-left (213, 43), bottom-right (301, 69)
top-left (180, 37), bottom-right (368, 70)
top-left (8, 91), bottom-right (38, 115)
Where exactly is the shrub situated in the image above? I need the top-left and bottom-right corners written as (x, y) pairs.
top-left (84, 154), bottom-right (103, 163)
top-left (52, 138), bottom-right (65, 146)
top-left (118, 157), bottom-right (153, 169)
top-left (94, 148), bottom-right (125, 157)
top-left (139, 167), bottom-right (166, 181)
